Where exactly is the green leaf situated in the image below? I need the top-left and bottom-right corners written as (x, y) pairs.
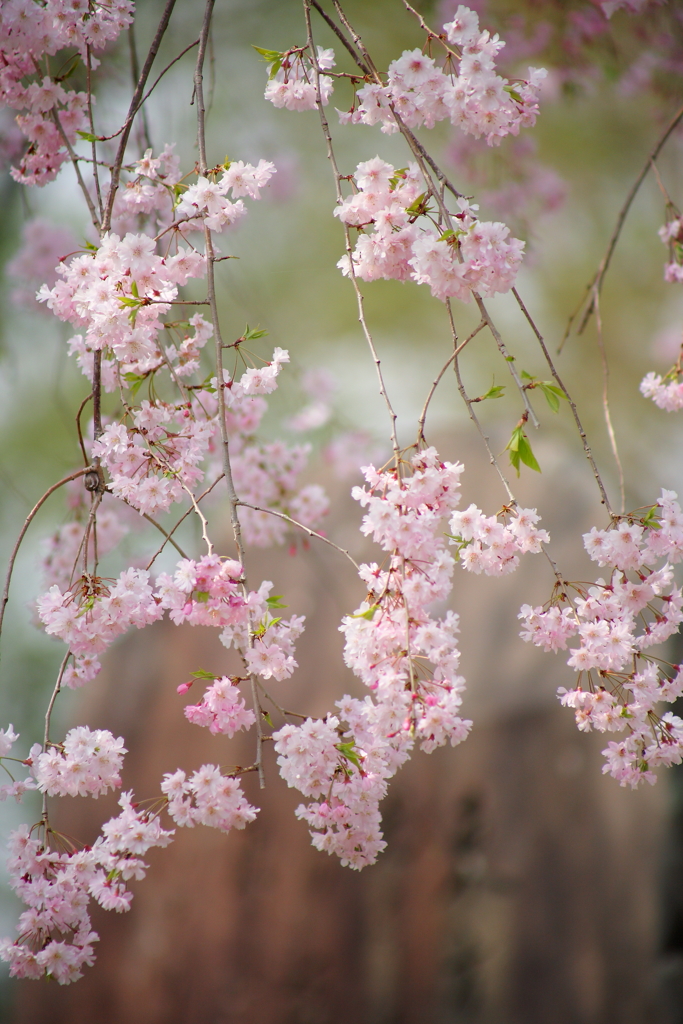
top-left (438, 228), bottom-right (455, 242)
top-left (405, 192), bottom-right (429, 216)
top-left (262, 711), bottom-right (273, 728)
top-left (190, 669), bottom-right (218, 680)
top-left (266, 594), bottom-right (288, 609)
top-left (244, 324), bottom-right (269, 340)
top-left (130, 280), bottom-right (139, 299)
top-left (195, 591), bottom-right (210, 603)
top-left (641, 505), bottom-right (661, 529)
top-left (480, 384), bottom-right (505, 401)
top-left (336, 741), bottom-right (362, 770)
top-left (521, 370), bottom-right (534, 381)
top-left (504, 84), bottom-right (523, 102)
top-left (122, 371), bottom-right (146, 397)
top-left (350, 603), bottom-right (379, 620)
top-left (538, 383), bottom-right (560, 413)
top-left (76, 130), bottom-right (99, 143)
top-left (388, 168), bottom-right (408, 189)
top-left (506, 426), bottom-right (541, 476)
top-left (252, 46), bottom-right (284, 79)
top-left (252, 46), bottom-right (284, 62)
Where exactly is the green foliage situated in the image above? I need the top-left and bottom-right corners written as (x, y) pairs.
top-left (506, 425), bottom-right (541, 475)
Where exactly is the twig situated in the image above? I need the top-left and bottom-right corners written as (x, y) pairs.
top-left (75, 391), bottom-right (93, 467)
top-left (195, 0), bottom-right (265, 788)
top-left (50, 108), bottom-right (100, 231)
top-left (180, 480), bottom-right (213, 555)
top-left (512, 287), bottom-right (613, 515)
top-left (145, 475), bottom-right (224, 570)
top-left (0, 468), bottom-right (92, 647)
top-left (447, 302), bottom-right (515, 503)
top-left (102, 0), bottom-right (178, 233)
top-left (140, 512), bottom-right (189, 560)
top-left (41, 650), bottom-right (72, 830)
top-left (85, 47), bottom-right (103, 221)
top-left (310, 0), bottom-right (371, 75)
top-left (304, 1), bottom-right (402, 468)
top-left (128, 19), bottom-right (153, 153)
top-left (566, 100), bottom-right (683, 342)
top-left (417, 321), bottom-right (485, 443)
top-left (592, 285), bottom-right (625, 513)
top-left (256, 679), bottom-right (308, 720)
top-left (236, 501), bottom-right (360, 570)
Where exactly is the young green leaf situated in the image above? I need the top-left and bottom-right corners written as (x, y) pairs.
top-left (336, 741), bottom-right (362, 770)
top-left (506, 426), bottom-right (541, 475)
top-left (190, 669), bottom-right (218, 681)
top-left (244, 324), bottom-right (269, 341)
top-left (76, 130), bottom-right (99, 143)
top-left (479, 383), bottom-right (505, 401)
top-left (350, 604), bottom-right (379, 620)
top-left (266, 595), bottom-right (288, 609)
top-left (641, 505), bottom-right (661, 529)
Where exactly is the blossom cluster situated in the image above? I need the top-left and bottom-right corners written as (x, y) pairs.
top-left (182, 676), bottom-right (256, 737)
top-left (29, 727), bottom-right (126, 799)
top-left (37, 568), bottom-right (161, 688)
top-left (450, 503), bottom-right (550, 575)
top-left (658, 215), bottom-right (683, 284)
top-left (0, 792), bottom-right (173, 984)
top-left (161, 765), bottom-right (258, 832)
top-left (175, 159), bottom-right (275, 233)
top-left (336, 156), bottom-right (524, 301)
top-left (156, 553), bottom-right (305, 690)
top-left (519, 491), bottom-right (683, 787)
top-left (275, 448), bottom-right (505, 868)
top-left (0, 0), bottom-right (134, 186)
top-left (263, 7), bottom-right (545, 147)
top-left (640, 371), bottom-right (683, 412)
top-left (264, 46), bottom-right (335, 111)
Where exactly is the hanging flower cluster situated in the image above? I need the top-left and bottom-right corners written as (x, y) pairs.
top-left (519, 491), bottom-right (683, 787)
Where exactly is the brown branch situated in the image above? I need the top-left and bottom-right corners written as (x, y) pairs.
top-left (0, 468), bottom-right (91, 647)
top-left (102, 0), bottom-right (178, 233)
top-left (512, 287), bottom-right (614, 516)
top-left (417, 321), bottom-right (485, 444)
top-left (236, 501), bottom-right (360, 570)
top-left (309, 0), bottom-right (371, 76)
top-left (568, 100), bottom-right (683, 342)
top-left (144, 475), bottom-right (224, 570)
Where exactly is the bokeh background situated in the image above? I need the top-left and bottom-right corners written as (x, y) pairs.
top-left (1, 0), bottom-right (683, 1020)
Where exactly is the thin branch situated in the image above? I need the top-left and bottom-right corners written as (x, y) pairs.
top-left (75, 391), bottom-right (93, 467)
top-left (139, 39), bottom-right (201, 113)
top-left (304, 1), bottom-right (401, 467)
top-left (236, 501), bottom-right (360, 570)
top-left (41, 649), bottom-right (72, 830)
top-left (567, 100), bottom-right (683, 342)
top-left (512, 287), bottom-right (614, 516)
top-left (310, 0), bottom-right (371, 75)
top-left (85, 47), bottom-right (103, 221)
top-left (256, 678), bottom-right (308, 720)
top-left (592, 285), bottom-right (625, 513)
top-left (195, 0), bottom-right (265, 788)
top-left (447, 302), bottom-right (515, 503)
top-left (417, 321), bottom-right (485, 443)
top-left (103, 0), bottom-right (178, 233)
top-left (0, 468), bottom-right (92, 647)
top-left (50, 108), bottom-right (100, 231)
top-left (128, 19), bottom-right (153, 153)
top-left (145, 475), bottom-right (224, 570)
top-left (140, 512), bottom-right (189, 560)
